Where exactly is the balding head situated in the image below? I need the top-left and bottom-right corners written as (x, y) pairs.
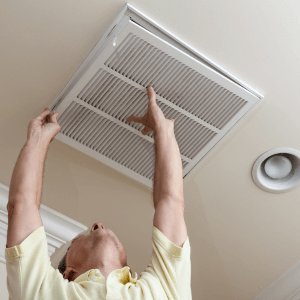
top-left (59, 222), bottom-right (128, 281)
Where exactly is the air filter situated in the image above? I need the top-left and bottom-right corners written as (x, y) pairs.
top-left (49, 4), bottom-right (263, 190)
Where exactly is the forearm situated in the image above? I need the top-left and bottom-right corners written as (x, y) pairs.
top-left (8, 136), bottom-right (49, 208)
top-left (153, 125), bottom-right (183, 208)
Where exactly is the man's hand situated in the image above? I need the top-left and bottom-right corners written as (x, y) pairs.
top-left (126, 87), bottom-right (174, 135)
top-left (27, 108), bottom-right (61, 146)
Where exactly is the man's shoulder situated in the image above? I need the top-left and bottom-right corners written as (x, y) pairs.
top-left (5, 226), bottom-right (46, 260)
top-left (152, 225), bottom-right (190, 258)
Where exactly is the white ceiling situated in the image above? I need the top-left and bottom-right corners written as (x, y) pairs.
top-left (1, 1), bottom-right (300, 299)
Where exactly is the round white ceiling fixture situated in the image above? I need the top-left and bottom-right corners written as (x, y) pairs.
top-left (252, 148), bottom-right (300, 193)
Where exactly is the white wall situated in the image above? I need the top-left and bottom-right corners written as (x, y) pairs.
top-left (0, 262), bottom-right (8, 300)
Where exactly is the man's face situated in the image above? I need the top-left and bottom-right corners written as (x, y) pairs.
top-left (63, 222), bottom-right (126, 281)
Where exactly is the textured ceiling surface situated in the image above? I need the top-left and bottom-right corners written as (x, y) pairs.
top-left (1, 1), bottom-right (300, 299)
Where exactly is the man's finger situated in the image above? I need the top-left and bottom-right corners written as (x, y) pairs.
top-left (50, 112), bottom-right (59, 123)
top-left (36, 108), bottom-right (51, 121)
top-left (142, 126), bottom-right (152, 135)
top-left (126, 116), bottom-right (143, 124)
top-left (147, 87), bottom-right (156, 105)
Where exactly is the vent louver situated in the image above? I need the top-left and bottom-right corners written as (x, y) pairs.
top-left (76, 68), bottom-right (217, 160)
top-left (105, 33), bottom-right (248, 130)
top-left (59, 101), bottom-right (188, 180)
top-left (49, 5), bottom-right (262, 189)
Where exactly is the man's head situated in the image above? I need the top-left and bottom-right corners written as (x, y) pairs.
top-left (58, 222), bottom-right (128, 281)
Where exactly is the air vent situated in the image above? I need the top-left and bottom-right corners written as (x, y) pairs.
top-left (105, 33), bottom-right (248, 130)
top-left (59, 101), bottom-right (188, 181)
top-left (76, 68), bottom-right (217, 160)
top-left (49, 4), bottom-right (262, 189)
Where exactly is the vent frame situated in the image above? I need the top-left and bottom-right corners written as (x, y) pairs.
top-left (50, 5), bottom-right (263, 190)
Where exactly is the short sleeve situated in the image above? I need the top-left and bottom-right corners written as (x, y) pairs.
top-left (5, 226), bottom-right (63, 299)
top-left (150, 226), bottom-right (192, 300)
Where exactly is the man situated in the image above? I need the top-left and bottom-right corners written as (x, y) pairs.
top-left (6, 87), bottom-right (191, 299)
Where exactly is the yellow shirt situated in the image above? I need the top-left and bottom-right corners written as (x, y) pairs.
top-left (5, 226), bottom-right (191, 300)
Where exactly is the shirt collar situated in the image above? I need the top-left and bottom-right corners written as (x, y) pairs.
top-left (74, 267), bottom-right (138, 284)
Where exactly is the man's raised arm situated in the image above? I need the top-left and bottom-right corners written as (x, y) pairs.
top-left (126, 87), bottom-right (187, 248)
top-left (6, 108), bottom-right (60, 248)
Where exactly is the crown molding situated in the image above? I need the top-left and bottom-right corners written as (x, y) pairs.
top-left (0, 183), bottom-right (87, 263)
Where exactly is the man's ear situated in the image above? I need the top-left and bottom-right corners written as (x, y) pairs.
top-left (63, 267), bottom-right (74, 281)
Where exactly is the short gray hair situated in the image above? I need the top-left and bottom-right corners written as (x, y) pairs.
top-left (58, 246), bottom-right (70, 275)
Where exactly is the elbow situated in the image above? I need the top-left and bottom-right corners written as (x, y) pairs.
top-left (168, 195), bottom-right (185, 212)
top-left (8, 196), bottom-right (23, 208)
top-left (156, 194), bottom-right (185, 208)
top-left (6, 201), bottom-right (14, 216)
top-left (8, 194), bottom-right (37, 209)
top-left (166, 193), bottom-right (184, 204)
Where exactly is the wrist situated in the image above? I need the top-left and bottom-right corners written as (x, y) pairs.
top-left (154, 127), bottom-right (165, 135)
top-left (154, 120), bottom-right (174, 138)
top-left (26, 136), bottom-right (49, 150)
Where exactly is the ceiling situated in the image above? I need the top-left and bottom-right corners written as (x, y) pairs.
top-left (1, 1), bottom-right (300, 299)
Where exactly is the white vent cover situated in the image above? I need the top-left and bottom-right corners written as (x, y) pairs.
top-left (50, 4), bottom-right (263, 190)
